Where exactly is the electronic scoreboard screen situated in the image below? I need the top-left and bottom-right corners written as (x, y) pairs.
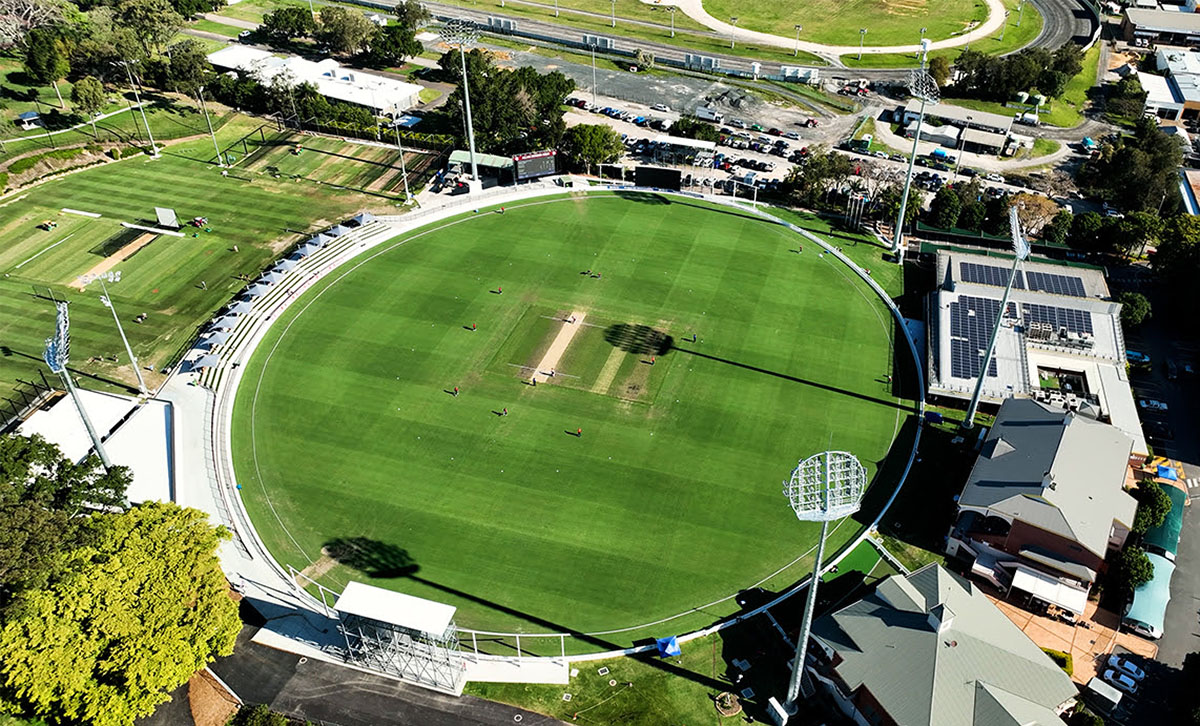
top-left (634, 165), bottom-right (682, 191)
top-left (513, 150), bottom-right (558, 180)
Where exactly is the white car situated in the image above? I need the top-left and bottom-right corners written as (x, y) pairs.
top-left (1138, 399), bottom-right (1169, 412)
top-left (1107, 654), bottom-right (1146, 681)
top-left (984, 173), bottom-right (1005, 183)
top-left (1102, 669), bottom-right (1139, 695)
top-left (651, 103), bottom-right (670, 112)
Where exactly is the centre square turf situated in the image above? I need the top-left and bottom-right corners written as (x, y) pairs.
top-left (233, 192), bottom-right (913, 643)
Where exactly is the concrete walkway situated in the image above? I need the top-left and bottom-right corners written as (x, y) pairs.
top-left (662, 0), bottom-right (1008, 56)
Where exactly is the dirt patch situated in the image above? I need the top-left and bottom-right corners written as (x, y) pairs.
top-left (531, 311), bottom-right (586, 383)
top-left (298, 549), bottom-right (338, 581)
top-left (188, 670), bottom-right (239, 726)
top-left (69, 231), bottom-right (156, 289)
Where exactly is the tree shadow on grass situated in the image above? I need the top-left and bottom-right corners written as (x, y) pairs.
top-left (322, 536), bottom-right (728, 693)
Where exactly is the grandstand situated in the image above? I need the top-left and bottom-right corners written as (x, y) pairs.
top-left (926, 251), bottom-right (1147, 458)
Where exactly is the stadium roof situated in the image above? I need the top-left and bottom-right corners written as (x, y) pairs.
top-left (1124, 552), bottom-right (1175, 634)
top-left (1143, 483), bottom-right (1186, 557)
top-left (207, 46), bottom-right (422, 114)
top-left (811, 564), bottom-right (1077, 726)
top-left (449, 149), bottom-right (514, 169)
top-left (334, 581), bottom-right (457, 636)
top-left (960, 399), bottom-right (1137, 559)
top-left (902, 99), bottom-right (1014, 133)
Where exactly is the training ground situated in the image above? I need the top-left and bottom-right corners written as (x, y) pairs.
top-left (231, 191), bottom-right (916, 650)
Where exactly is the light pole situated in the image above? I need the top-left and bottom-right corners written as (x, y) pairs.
top-left (858, 28), bottom-right (867, 61)
top-left (730, 17), bottom-right (738, 48)
top-left (794, 24), bottom-right (803, 56)
top-left (43, 302), bottom-right (113, 470)
top-left (554, 0), bottom-right (558, 16)
top-left (781, 451), bottom-right (867, 711)
top-left (392, 124), bottom-right (412, 202)
top-left (919, 26), bottom-right (927, 63)
top-left (892, 69), bottom-right (939, 264)
top-left (610, 0), bottom-right (615, 27)
top-left (955, 115), bottom-right (971, 178)
top-left (117, 60), bottom-right (158, 158)
top-left (669, 6), bottom-right (676, 37)
top-left (1017, 0), bottom-right (1026, 26)
top-left (197, 86), bottom-right (223, 167)
top-left (440, 20), bottom-right (481, 190)
top-left (964, 208), bottom-right (1029, 429)
top-left (99, 279), bottom-right (148, 397)
top-left (590, 41), bottom-right (598, 107)
top-left (999, 10), bottom-right (1010, 42)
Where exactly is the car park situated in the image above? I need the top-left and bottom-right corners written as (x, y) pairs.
top-left (1102, 669), bottom-right (1139, 695)
top-left (1107, 654), bottom-right (1146, 681)
top-left (1139, 399), bottom-right (1169, 412)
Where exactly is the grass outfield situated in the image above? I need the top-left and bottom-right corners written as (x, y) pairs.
top-left (704, 0), bottom-right (987, 46)
top-left (240, 132), bottom-right (438, 195)
top-left (0, 115), bottom-right (389, 400)
top-left (232, 193), bottom-right (915, 646)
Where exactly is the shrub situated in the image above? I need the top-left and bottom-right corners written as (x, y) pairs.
top-left (1041, 647), bottom-right (1073, 675)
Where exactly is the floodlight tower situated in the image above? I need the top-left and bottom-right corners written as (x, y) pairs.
top-left (963, 207), bottom-right (1029, 429)
top-left (43, 302), bottom-right (112, 469)
top-left (440, 19), bottom-right (481, 192)
top-left (782, 450), bottom-right (867, 711)
top-left (891, 68), bottom-right (939, 265)
top-left (99, 278), bottom-right (149, 396)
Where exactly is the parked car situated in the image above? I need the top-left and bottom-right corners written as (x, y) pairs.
top-left (784, 131), bottom-right (801, 140)
top-left (238, 29), bottom-right (253, 41)
top-left (1107, 655), bottom-right (1147, 681)
top-left (651, 103), bottom-right (670, 112)
top-left (1166, 360), bottom-right (1179, 379)
top-left (1102, 669), bottom-right (1139, 695)
top-left (1126, 350), bottom-right (1151, 364)
top-left (984, 173), bottom-right (1004, 183)
top-left (873, 151), bottom-right (888, 159)
top-left (1138, 399), bottom-right (1169, 412)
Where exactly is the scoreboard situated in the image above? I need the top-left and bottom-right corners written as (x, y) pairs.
top-left (634, 165), bottom-right (682, 191)
top-left (513, 150), bottom-right (558, 180)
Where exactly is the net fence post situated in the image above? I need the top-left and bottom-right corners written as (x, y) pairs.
top-left (516, 634), bottom-right (521, 664)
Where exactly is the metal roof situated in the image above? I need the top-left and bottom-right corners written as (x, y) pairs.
top-left (1125, 7), bottom-right (1200, 33)
top-left (1124, 552), bottom-right (1175, 634)
top-left (333, 581), bottom-right (456, 636)
top-left (1143, 483), bottom-right (1186, 557)
top-left (812, 564), bottom-right (1077, 726)
top-left (959, 399), bottom-right (1137, 559)
top-left (449, 149), bottom-right (514, 169)
top-left (1011, 565), bottom-right (1088, 614)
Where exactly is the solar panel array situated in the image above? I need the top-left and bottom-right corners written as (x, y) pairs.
top-left (948, 295), bottom-right (1001, 379)
top-left (1022, 303), bottom-right (1093, 335)
top-left (959, 262), bottom-right (1025, 289)
top-left (1025, 271), bottom-right (1086, 297)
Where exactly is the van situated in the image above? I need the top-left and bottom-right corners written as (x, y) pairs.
top-left (1084, 677), bottom-right (1123, 716)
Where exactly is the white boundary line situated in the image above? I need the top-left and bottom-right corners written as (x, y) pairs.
top-left (206, 182), bottom-right (926, 666)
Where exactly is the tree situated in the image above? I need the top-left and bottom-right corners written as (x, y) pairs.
top-left (70, 75), bottom-right (105, 137)
top-left (1131, 479), bottom-right (1170, 532)
top-left (671, 115), bottom-right (718, 142)
top-left (1068, 211), bottom-right (1104, 251)
top-left (959, 201), bottom-right (986, 232)
top-left (1116, 545), bottom-right (1154, 591)
top-left (1156, 213), bottom-right (1200, 277)
top-left (929, 186), bottom-right (962, 229)
top-left (0, 0), bottom-right (68, 49)
top-left (562, 123), bottom-right (622, 174)
top-left (363, 24), bottom-right (422, 68)
top-left (0, 502), bottom-right (78, 603)
top-left (392, 0), bottom-right (428, 32)
top-left (928, 55), bottom-right (951, 87)
top-left (117, 0), bottom-right (183, 55)
top-left (1010, 193), bottom-right (1059, 235)
top-left (316, 6), bottom-right (375, 56)
top-left (66, 6), bottom-right (146, 80)
top-left (260, 5), bottom-right (315, 42)
top-left (1042, 210), bottom-right (1072, 246)
top-left (0, 502), bottom-right (240, 726)
top-left (634, 48), bottom-right (655, 69)
top-left (0, 434), bottom-right (130, 515)
top-left (23, 26), bottom-right (69, 107)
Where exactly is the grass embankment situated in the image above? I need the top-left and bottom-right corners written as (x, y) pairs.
top-left (707, 0), bottom-right (987, 46)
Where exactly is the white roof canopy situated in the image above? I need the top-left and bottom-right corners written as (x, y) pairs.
top-left (1011, 566), bottom-right (1088, 614)
top-left (333, 581), bottom-right (457, 636)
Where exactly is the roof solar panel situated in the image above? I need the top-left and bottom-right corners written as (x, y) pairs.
top-left (1021, 303), bottom-right (1093, 335)
top-left (948, 295), bottom-right (1002, 379)
top-left (1025, 271), bottom-right (1086, 298)
top-left (959, 262), bottom-right (1025, 289)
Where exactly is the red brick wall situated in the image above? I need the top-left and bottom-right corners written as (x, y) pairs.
top-left (1002, 518), bottom-right (1105, 574)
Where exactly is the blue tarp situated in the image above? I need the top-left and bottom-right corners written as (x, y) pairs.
top-left (1158, 465), bottom-right (1179, 481)
top-left (655, 636), bottom-right (681, 658)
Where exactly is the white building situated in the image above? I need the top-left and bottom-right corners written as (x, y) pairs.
top-left (207, 46), bottom-right (423, 116)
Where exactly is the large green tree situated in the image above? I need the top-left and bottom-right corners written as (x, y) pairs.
top-left (562, 123), bottom-right (623, 174)
top-left (0, 502), bottom-right (240, 726)
top-left (1131, 479), bottom-right (1170, 532)
top-left (69, 75), bottom-right (105, 137)
top-left (165, 38), bottom-right (211, 96)
top-left (260, 6), bottom-right (315, 42)
top-left (1116, 544), bottom-right (1154, 591)
top-left (929, 186), bottom-right (962, 229)
top-left (362, 24), bottom-right (422, 68)
top-left (0, 433), bottom-right (130, 515)
top-left (392, 0), bottom-right (429, 32)
top-left (117, 0), bottom-right (183, 55)
top-left (316, 6), bottom-right (375, 56)
top-left (23, 27), bottom-right (70, 107)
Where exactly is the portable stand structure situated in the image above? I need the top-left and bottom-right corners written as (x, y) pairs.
top-left (334, 581), bottom-right (468, 695)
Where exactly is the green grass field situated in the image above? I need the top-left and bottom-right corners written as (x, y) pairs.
top-left (0, 116), bottom-right (391, 401)
top-left (705, 0), bottom-right (988, 46)
top-left (232, 193), bottom-right (914, 648)
top-left (239, 131), bottom-right (439, 195)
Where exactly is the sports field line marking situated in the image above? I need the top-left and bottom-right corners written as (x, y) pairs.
top-left (531, 311), bottom-right (586, 383)
top-left (15, 233), bottom-right (74, 269)
top-left (591, 347), bottom-right (626, 394)
top-left (506, 362), bottom-right (580, 379)
top-left (61, 208), bottom-right (101, 218)
top-left (70, 231), bottom-right (156, 289)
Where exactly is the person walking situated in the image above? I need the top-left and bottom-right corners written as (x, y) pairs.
top-left (472, 322), bottom-right (477, 331)
top-left (503, 407), bottom-right (508, 416)
top-left (454, 386), bottom-right (459, 397)
top-left (576, 427), bottom-right (582, 437)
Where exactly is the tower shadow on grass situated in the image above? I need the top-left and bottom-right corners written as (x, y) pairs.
top-left (322, 536), bottom-right (728, 693)
top-left (603, 324), bottom-right (674, 356)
